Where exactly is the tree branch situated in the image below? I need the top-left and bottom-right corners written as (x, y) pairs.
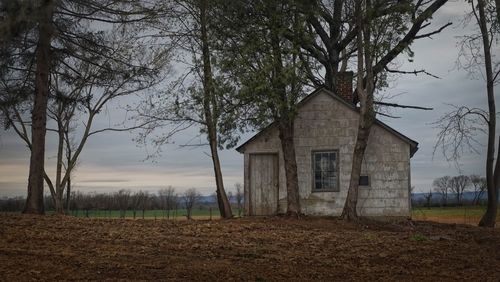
top-left (384, 67), bottom-right (441, 79)
top-left (414, 22), bottom-right (452, 39)
top-left (375, 101), bottom-right (433, 110)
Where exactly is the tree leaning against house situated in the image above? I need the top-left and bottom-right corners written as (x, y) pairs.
top-left (217, 0), bottom-right (308, 215)
top-left (293, 0), bottom-right (449, 220)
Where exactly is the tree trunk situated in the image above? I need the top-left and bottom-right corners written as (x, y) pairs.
top-left (477, 0), bottom-right (498, 227)
top-left (65, 125), bottom-right (72, 214)
top-left (341, 0), bottom-right (375, 221)
top-left (23, 0), bottom-right (55, 214)
top-left (210, 141), bottom-right (233, 218)
top-left (54, 121), bottom-right (65, 214)
top-left (199, 0), bottom-right (233, 219)
top-left (341, 119), bottom-right (373, 220)
top-left (268, 2), bottom-right (301, 216)
top-left (66, 177), bottom-right (71, 213)
top-left (278, 119), bottom-right (301, 215)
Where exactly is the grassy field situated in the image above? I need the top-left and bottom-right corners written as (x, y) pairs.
top-left (412, 206), bottom-right (500, 226)
top-left (36, 206), bottom-right (500, 226)
top-left (54, 206), bottom-right (498, 225)
top-left (63, 208), bottom-right (223, 219)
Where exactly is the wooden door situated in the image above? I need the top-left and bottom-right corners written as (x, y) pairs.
top-left (249, 154), bottom-right (279, 215)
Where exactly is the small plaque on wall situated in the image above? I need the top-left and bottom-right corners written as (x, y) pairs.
top-left (359, 175), bottom-right (370, 186)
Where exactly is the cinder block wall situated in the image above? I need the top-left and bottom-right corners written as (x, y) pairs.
top-left (242, 91), bottom-right (411, 217)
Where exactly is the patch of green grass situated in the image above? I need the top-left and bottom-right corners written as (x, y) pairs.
top-left (409, 233), bottom-right (427, 241)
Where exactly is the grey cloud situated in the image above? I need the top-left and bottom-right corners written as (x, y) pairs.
top-left (0, 2), bottom-right (497, 196)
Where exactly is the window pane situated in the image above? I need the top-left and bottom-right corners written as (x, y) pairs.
top-left (313, 151), bottom-right (338, 191)
top-left (325, 173), bottom-right (336, 189)
top-left (323, 171), bottom-right (332, 179)
top-left (328, 160), bottom-right (334, 172)
top-left (315, 171), bottom-right (322, 182)
top-left (320, 155), bottom-right (328, 171)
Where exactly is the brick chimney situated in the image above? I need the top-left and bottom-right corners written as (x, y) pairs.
top-left (334, 71), bottom-right (354, 104)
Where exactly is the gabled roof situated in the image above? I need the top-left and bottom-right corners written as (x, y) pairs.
top-left (235, 87), bottom-right (419, 157)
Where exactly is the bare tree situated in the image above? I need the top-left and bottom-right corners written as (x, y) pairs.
top-left (433, 176), bottom-right (451, 206)
top-left (470, 175), bottom-right (487, 205)
top-left (1, 28), bottom-right (168, 214)
top-left (104, 193), bottom-right (115, 218)
top-left (423, 189), bottom-right (433, 209)
top-left (116, 190), bottom-right (131, 219)
top-left (131, 192), bottom-right (140, 219)
top-left (0, 0), bottom-right (168, 214)
top-left (0, 196), bottom-right (25, 212)
top-left (158, 186), bottom-right (177, 219)
top-left (227, 191), bottom-right (234, 205)
top-left (130, 191), bottom-right (151, 219)
top-left (434, 0), bottom-right (499, 227)
top-left (183, 188), bottom-right (200, 220)
top-left (235, 183), bottom-right (244, 217)
top-left (449, 175), bottom-right (470, 206)
top-left (133, 0), bottom-right (235, 219)
top-left (70, 191), bottom-right (81, 217)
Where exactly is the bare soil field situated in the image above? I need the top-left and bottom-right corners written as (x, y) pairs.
top-left (1, 214), bottom-right (499, 281)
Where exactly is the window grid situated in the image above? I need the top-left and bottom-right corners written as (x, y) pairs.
top-left (312, 150), bottom-right (339, 192)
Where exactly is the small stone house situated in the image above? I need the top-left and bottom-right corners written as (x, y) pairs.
top-left (236, 75), bottom-right (418, 217)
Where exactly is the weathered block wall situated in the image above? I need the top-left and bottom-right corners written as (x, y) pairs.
top-left (242, 91), bottom-right (411, 217)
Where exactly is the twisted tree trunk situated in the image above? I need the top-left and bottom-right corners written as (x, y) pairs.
top-left (341, 0), bottom-right (375, 221)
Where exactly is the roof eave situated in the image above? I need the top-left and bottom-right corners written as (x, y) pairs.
top-left (235, 87), bottom-right (420, 158)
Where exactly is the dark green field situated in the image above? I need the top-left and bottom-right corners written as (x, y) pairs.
top-left (39, 206), bottom-right (500, 226)
top-left (63, 208), bottom-right (223, 219)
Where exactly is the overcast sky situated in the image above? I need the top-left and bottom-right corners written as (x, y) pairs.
top-left (0, 1), bottom-right (498, 197)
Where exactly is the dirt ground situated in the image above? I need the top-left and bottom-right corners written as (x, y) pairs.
top-left (1, 214), bottom-right (499, 281)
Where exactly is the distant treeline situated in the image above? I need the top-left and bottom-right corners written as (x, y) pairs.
top-left (412, 174), bottom-right (492, 208)
top-left (0, 186), bottom-right (244, 219)
top-left (3, 175), bottom-right (491, 213)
